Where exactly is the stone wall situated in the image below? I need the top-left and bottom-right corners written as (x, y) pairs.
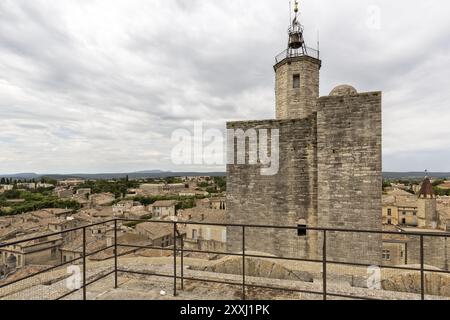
top-left (316, 91), bottom-right (383, 265)
top-left (275, 56), bottom-right (320, 120)
top-left (226, 116), bottom-right (318, 259)
top-left (417, 198), bottom-right (438, 228)
top-left (407, 235), bottom-right (450, 270)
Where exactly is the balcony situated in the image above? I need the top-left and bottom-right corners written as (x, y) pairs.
top-left (275, 47), bottom-right (320, 64)
top-left (0, 219), bottom-right (449, 300)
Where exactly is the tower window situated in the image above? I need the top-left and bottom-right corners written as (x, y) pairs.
top-left (297, 224), bottom-right (307, 236)
top-left (293, 74), bottom-right (300, 88)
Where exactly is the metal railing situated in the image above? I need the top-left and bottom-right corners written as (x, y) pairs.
top-left (1, 218), bottom-right (449, 300)
top-left (275, 47), bottom-right (320, 64)
top-left (0, 219), bottom-right (116, 300)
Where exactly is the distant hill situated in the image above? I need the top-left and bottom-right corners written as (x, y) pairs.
top-left (0, 171), bottom-right (226, 181)
top-left (0, 173), bottom-right (40, 179)
top-left (383, 172), bottom-right (450, 179)
top-left (1, 171), bottom-right (448, 181)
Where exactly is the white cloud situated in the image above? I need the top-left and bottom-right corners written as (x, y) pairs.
top-left (0, 0), bottom-right (449, 173)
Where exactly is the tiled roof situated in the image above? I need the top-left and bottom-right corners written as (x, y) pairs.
top-left (136, 222), bottom-right (173, 239)
top-left (151, 200), bottom-right (177, 207)
top-left (418, 178), bottom-right (435, 198)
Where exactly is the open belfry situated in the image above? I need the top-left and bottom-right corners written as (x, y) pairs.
top-left (226, 1), bottom-right (383, 264)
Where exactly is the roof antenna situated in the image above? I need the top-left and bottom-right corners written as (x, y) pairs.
top-left (289, 1), bottom-right (292, 27)
top-left (317, 29), bottom-right (320, 58)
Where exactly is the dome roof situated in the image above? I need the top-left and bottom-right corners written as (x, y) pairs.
top-left (329, 85), bottom-right (358, 96)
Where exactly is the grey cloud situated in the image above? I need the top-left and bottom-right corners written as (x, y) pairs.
top-left (0, 0), bottom-right (449, 173)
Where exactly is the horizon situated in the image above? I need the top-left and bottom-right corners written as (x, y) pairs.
top-left (1, 169), bottom-right (450, 176)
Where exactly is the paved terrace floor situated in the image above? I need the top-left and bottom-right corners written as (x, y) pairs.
top-left (0, 256), bottom-right (448, 300)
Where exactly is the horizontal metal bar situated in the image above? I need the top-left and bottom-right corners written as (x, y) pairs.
top-left (0, 219), bottom-right (115, 248)
top-left (117, 243), bottom-right (174, 252)
top-left (118, 269), bottom-right (378, 300)
top-left (117, 244), bottom-right (449, 275)
top-left (84, 269), bottom-right (115, 287)
top-left (85, 244), bottom-right (115, 258)
top-left (55, 288), bottom-right (79, 301)
top-left (2, 217), bottom-right (448, 249)
top-left (116, 218), bottom-right (450, 238)
top-left (55, 270), bottom-right (115, 300)
top-left (0, 245), bottom-right (113, 290)
top-left (324, 292), bottom-right (381, 301)
top-left (117, 269), bottom-right (176, 280)
top-left (0, 256), bottom-right (82, 290)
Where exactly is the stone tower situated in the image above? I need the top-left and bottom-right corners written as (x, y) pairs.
top-left (226, 2), bottom-right (382, 266)
top-left (417, 176), bottom-right (438, 228)
top-left (274, 1), bottom-right (321, 119)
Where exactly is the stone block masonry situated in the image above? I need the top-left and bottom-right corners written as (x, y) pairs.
top-left (317, 92), bottom-right (383, 265)
top-left (226, 116), bottom-right (318, 259)
top-left (226, 90), bottom-right (383, 264)
top-left (275, 56), bottom-right (321, 120)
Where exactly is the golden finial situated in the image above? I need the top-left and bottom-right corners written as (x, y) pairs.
top-left (294, 1), bottom-right (299, 13)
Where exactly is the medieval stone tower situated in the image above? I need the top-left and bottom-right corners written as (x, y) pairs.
top-left (226, 2), bottom-right (382, 265)
top-left (417, 177), bottom-right (438, 228)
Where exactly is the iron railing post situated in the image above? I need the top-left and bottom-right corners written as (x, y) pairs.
top-left (323, 230), bottom-right (327, 300)
top-left (173, 221), bottom-right (177, 297)
top-left (242, 225), bottom-right (246, 300)
top-left (114, 219), bottom-right (118, 289)
top-left (181, 233), bottom-right (184, 290)
top-left (82, 226), bottom-right (86, 300)
top-left (420, 235), bottom-right (425, 300)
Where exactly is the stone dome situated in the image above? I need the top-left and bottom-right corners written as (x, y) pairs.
top-left (329, 84), bottom-right (358, 96)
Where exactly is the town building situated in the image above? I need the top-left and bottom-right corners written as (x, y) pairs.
top-left (181, 209), bottom-right (227, 253)
top-left (149, 200), bottom-right (177, 218)
top-left (135, 222), bottom-right (176, 247)
top-left (0, 232), bottom-right (63, 270)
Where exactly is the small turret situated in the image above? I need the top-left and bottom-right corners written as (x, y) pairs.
top-left (417, 172), bottom-right (438, 229)
top-left (274, 1), bottom-right (321, 120)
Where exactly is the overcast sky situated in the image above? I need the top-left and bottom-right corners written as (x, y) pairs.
top-left (0, 0), bottom-right (449, 174)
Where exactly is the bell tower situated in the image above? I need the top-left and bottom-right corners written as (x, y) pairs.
top-left (274, 1), bottom-right (321, 120)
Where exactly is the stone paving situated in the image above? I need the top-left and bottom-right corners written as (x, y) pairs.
top-left (1, 255), bottom-right (449, 300)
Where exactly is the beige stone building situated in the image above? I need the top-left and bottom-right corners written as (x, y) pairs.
top-left (180, 208), bottom-right (227, 253)
top-left (149, 200), bottom-right (177, 218)
top-left (0, 232), bottom-right (63, 269)
top-left (196, 197), bottom-right (226, 211)
top-left (89, 192), bottom-right (115, 206)
top-left (382, 177), bottom-right (440, 229)
top-left (135, 222), bottom-right (176, 247)
top-left (140, 183), bottom-right (187, 196)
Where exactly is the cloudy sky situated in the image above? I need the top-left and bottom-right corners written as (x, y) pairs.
top-left (0, 0), bottom-right (449, 174)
